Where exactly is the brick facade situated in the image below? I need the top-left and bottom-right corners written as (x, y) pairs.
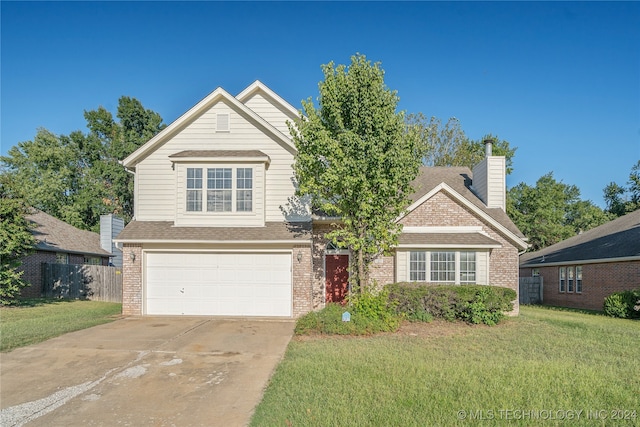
top-left (122, 244), bottom-right (143, 315)
top-left (18, 251), bottom-right (109, 298)
top-left (400, 191), bottom-right (520, 314)
top-left (292, 245), bottom-right (313, 317)
top-left (520, 260), bottom-right (640, 311)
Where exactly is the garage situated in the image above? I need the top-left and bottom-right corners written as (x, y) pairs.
top-left (145, 252), bottom-right (292, 316)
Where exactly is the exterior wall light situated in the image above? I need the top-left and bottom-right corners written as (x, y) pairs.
top-left (130, 251), bottom-right (136, 262)
top-left (297, 252), bottom-right (303, 263)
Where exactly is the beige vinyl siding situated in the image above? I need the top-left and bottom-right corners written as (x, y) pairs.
top-left (134, 100), bottom-right (309, 223)
top-left (242, 92), bottom-right (297, 136)
top-left (472, 157), bottom-right (505, 210)
top-left (476, 250), bottom-right (488, 284)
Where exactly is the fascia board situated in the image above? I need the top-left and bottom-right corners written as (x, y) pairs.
top-left (123, 86), bottom-right (296, 168)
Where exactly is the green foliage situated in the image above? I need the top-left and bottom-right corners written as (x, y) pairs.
top-left (347, 287), bottom-right (400, 328)
top-left (386, 283), bottom-right (515, 325)
top-left (603, 289), bottom-right (640, 319)
top-left (604, 160), bottom-right (640, 217)
top-left (407, 114), bottom-right (517, 174)
top-left (0, 97), bottom-right (165, 231)
top-left (295, 300), bottom-right (400, 336)
top-left (0, 177), bottom-right (36, 305)
top-left (291, 54), bottom-right (427, 289)
top-left (508, 172), bottom-right (611, 251)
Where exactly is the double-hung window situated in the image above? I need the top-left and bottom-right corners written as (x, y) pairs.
top-left (186, 167), bottom-right (253, 213)
top-left (409, 252), bottom-right (427, 281)
top-left (236, 168), bottom-right (253, 212)
top-left (559, 267), bottom-right (566, 292)
top-left (576, 266), bottom-right (583, 293)
top-left (207, 168), bottom-right (232, 212)
top-left (567, 266), bottom-right (574, 292)
top-left (409, 251), bottom-right (477, 284)
top-left (186, 168), bottom-right (203, 212)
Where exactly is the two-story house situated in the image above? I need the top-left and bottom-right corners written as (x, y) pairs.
top-left (116, 81), bottom-right (528, 317)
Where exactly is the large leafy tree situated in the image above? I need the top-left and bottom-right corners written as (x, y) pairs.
top-left (603, 160), bottom-right (640, 216)
top-left (291, 54), bottom-right (426, 289)
top-left (0, 97), bottom-right (165, 231)
top-left (508, 173), bottom-right (611, 251)
top-left (0, 175), bottom-right (36, 305)
top-left (406, 114), bottom-right (517, 174)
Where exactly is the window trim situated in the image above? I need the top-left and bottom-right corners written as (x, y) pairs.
top-left (408, 250), bottom-right (477, 284)
top-left (185, 166), bottom-right (254, 214)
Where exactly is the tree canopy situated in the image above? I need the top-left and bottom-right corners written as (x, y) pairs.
top-left (406, 114), bottom-right (517, 174)
top-left (508, 172), bottom-right (612, 251)
top-left (603, 160), bottom-right (640, 217)
top-left (291, 54), bottom-right (426, 289)
top-left (0, 174), bottom-right (36, 304)
top-left (0, 97), bottom-right (165, 231)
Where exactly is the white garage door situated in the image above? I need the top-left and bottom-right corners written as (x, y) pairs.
top-left (145, 252), bottom-right (292, 316)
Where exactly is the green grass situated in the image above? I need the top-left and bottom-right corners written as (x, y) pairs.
top-left (251, 306), bottom-right (640, 426)
top-left (0, 299), bottom-right (122, 352)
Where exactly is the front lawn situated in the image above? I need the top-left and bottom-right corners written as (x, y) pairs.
top-left (0, 299), bottom-right (122, 352)
top-left (251, 306), bottom-right (639, 426)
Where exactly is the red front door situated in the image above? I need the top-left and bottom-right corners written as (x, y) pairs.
top-left (325, 254), bottom-right (349, 303)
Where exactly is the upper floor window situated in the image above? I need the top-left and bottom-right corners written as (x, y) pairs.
top-left (186, 167), bottom-right (252, 213)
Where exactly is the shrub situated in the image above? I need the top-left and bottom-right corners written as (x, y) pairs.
top-left (603, 289), bottom-right (640, 319)
top-left (386, 283), bottom-right (515, 326)
top-left (295, 297), bottom-right (401, 336)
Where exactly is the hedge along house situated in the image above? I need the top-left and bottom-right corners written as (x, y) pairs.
top-left (519, 209), bottom-right (640, 311)
top-left (115, 81), bottom-right (528, 318)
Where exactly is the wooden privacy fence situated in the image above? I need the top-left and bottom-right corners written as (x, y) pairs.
top-left (42, 263), bottom-right (122, 303)
top-left (519, 276), bottom-right (543, 305)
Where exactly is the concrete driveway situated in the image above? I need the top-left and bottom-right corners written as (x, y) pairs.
top-left (0, 317), bottom-right (295, 427)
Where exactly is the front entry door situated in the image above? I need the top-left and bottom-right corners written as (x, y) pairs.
top-left (325, 254), bottom-right (349, 303)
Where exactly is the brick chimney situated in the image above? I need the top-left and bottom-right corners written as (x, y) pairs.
top-left (472, 139), bottom-right (506, 210)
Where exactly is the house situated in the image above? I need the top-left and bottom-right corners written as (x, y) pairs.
top-left (19, 210), bottom-right (113, 298)
top-left (115, 81), bottom-right (528, 317)
top-left (519, 209), bottom-right (640, 311)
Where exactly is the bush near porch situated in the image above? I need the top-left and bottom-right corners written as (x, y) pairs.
top-left (295, 284), bottom-right (515, 335)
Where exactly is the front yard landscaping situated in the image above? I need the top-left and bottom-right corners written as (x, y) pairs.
top-left (251, 306), bottom-right (640, 426)
top-left (0, 299), bottom-right (122, 352)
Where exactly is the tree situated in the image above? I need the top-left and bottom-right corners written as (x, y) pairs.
top-left (508, 172), bottom-right (611, 251)
top-left (291, 54), bottom-right (426, 289)
top-left (0, 97), bottom-right (165, 231)
top-left (0, 175), bottom-right (36, 305)
top-left (603, 160), bottom-right (640, 216)
top-left (406, 113), bottom-right (517, 174)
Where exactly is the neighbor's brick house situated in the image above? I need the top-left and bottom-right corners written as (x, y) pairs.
top-left (19, 210), bottom-right (112, 298)
top-left (115, 81), bottom-right (528, 317)
top-left (519, 209), bottom-right (640, 311)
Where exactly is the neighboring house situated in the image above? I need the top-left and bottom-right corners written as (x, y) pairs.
top-left (115, 81), bottom-right (528, 317)
top-left (520, 209), bottom-right (640, 311)
top-left (19, 210), bottom-right (112, 298)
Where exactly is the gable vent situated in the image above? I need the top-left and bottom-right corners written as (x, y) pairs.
top-left (216, 113), bottom-right (230, 132)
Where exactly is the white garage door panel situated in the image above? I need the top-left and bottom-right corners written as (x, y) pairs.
top-left (145, 253), bottom-right (292, 316)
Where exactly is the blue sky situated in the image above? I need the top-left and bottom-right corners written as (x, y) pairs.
top-left (2, 1), bottom-right (639, 207)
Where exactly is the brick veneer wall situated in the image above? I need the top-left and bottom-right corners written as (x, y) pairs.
top-left (292, 245), bottom-right (313, 317)
top-left (122, 244), bottom-right (142, 315)
top-left (18, 251), bottom-right (110, 298)
top-left (400, 191), bottom-right (521, 315)
top-left (369, 255), bottom-right (395, 289)
top-left (520, 260), bottom-right (640, 311)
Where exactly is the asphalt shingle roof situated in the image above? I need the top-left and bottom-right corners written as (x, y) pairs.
top-left (399, 232), bottom-right (501, 247)
top-left (520, 209), bottom-right (640, 266)
top-left (27, 210), bottom-right (111, 257)
top-left (116, 221), bottom-right (311, 242)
